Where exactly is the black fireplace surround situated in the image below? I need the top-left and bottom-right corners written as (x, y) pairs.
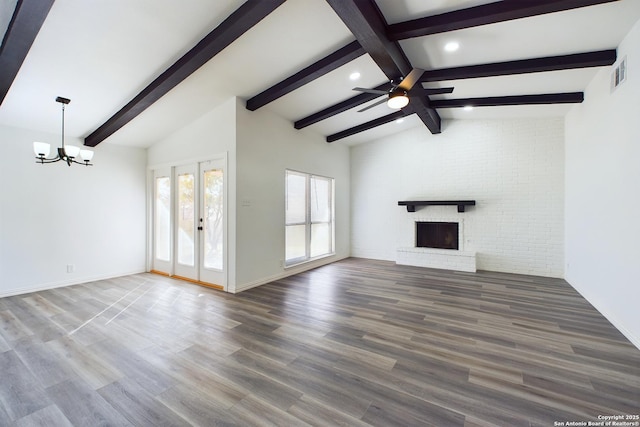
top-left (416, 222), bottom-right (459, 250)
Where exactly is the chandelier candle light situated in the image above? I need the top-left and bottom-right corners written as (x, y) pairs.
top-left (33, 97), bottom-right (94, 166)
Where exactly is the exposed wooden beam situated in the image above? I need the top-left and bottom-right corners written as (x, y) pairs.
top-left (294, 82), bottom-right (391, 129)
top-left (0, 0), bottom-right (55, 106)
top-left (85, 0), bottom-right (284, 147)
top-left (387, 0), bottom-right (619, 40)
top-left (430, 93), bottom-right (584, 108)
top-left (246, 41), bottom-right (365, 110)
top-left (296, 50), bottom-right (611, 128)
top-left (326, 110), bottom-right (407, 143)
top-left (421, 50), bottom-right (617, 82)
top-left (326, 0), bottom-right (441, 134)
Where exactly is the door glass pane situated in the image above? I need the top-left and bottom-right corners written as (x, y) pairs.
top-left (310, 176), bottom-right (330, 222)
top-left (286, 224), bottom-right (306, 262)
top-left (204, 169), bottom-right (223, 270)
top-left (155, 177), bottom-right (171, 261)
top-left (286, 171), bottom-right (306, 224)
top-left (310, 223), bottom-right (331, 257)
top-left (177, 173), bottom-right (195, 266)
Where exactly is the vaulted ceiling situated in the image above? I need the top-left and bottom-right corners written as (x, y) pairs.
top-left (1, 0), bottom-right (639, 147)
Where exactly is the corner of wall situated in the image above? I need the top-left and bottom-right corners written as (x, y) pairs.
top-left (564, 17), bottom-right (640, 349)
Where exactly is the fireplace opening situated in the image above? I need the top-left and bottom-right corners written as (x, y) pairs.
top-left (416, 222), bottom-right (459, 250)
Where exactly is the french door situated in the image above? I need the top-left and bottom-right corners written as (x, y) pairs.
top-left (152, 159), bottom-right (225, 289)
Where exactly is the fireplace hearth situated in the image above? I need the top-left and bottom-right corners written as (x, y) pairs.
top-left (416, 221), bottom-right (459, 250)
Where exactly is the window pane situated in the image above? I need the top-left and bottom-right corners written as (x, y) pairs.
top-left (286, 224), bottom-right (306, 262)
top-left (286, 171), bottom-right (306, 224)
top-left (177, 173), bottom-right (195, 266)
top-left (310, 223), bottom-right (331, 257)
top-left (310, 176), bottom-right (330, 222)
top-left (204, 169), bottom-right (223, 270)
top-left (155, 177), bottom-right (171, 261)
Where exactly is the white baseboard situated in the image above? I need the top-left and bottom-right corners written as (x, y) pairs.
top-left (233, 255), bottom-right (349, 294)
top-left (0, 269), bottom-right (147, 298)
top-left (565, 278), bottom-right (640, 351)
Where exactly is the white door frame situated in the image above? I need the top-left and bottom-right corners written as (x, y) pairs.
top-left (148, 154), bottom-right (227, 291)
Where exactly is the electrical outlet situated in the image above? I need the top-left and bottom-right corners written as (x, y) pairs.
top-left (66, 264), bottom-right (75, 273)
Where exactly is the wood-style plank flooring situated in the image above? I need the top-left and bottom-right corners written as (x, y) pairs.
top-left (0, 258), bottom-right (638, 426)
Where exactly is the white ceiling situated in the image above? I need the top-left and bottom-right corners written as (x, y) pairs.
top-left (1, 0), bottom-right (639, 147)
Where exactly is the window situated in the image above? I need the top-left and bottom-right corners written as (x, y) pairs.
top-left (154, 176), bottom-right (171, 262)
top-left (285, 170), bottom-right (334, 266)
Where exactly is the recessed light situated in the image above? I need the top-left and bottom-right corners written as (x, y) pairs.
top-left (395, 118), bottom-right (404, 124)
top-left (444, 41), bottom-right (459, 52)
top-left (349, 72), bottom-right (361, 81)
top-left (463, 105), bottom-right (473, 111)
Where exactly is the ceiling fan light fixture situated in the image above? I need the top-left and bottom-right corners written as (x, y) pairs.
top-left (387, 89), bottom-right (409, 109)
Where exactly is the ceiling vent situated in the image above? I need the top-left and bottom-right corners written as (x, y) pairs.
top-left (611, 55), bottom-right (627, 93)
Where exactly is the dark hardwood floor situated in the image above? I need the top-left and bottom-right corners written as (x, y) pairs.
top-left (0, 258), bottom-right (638, 426)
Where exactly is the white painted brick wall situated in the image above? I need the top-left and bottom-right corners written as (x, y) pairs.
top-left (351, 118), bottom-right (565, 278)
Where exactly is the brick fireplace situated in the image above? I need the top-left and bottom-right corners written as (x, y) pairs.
top-left (396, 214), bottom-right (476, 272)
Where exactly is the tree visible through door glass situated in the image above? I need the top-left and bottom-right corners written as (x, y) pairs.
top-left (204, 169), bottom-right (223, 270)
top-left (178, 173), bottom-right (195, 266)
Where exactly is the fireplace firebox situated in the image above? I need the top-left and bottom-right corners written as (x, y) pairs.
top-left (416, 222), bottom-right (459, 250)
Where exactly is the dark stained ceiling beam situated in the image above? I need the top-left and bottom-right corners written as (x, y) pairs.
top-left (387, 0), bottom-right (619, 40)
top-left (326, 110), bottom-right (407, 143)
top-left (324, 91), bottom-right (584, 143)
top-left (246, 41), bottom-right (365, 110)
top-left (430, 93), bottom-right (584, 108)
top-left (326, 0), bottom-right (441, 134)
top-left (294, 82), bottom-right (391, 129)
top-left (85, 0), bottom-right (284, 147)
top-left (421, 50), bottom-right (617, 82)
top-left (296, 50), bottom-right (612, 129)
top-left (0, 0), bottom-right (55, 106)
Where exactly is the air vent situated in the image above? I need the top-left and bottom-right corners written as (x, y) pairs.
top-left (611, 55), bottom-right (627, 93)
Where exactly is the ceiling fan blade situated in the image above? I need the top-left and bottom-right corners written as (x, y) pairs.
top-left (421, 86), bottom-right (454, 95)
top-left (397, 68), bottom-right (425, 91)
top-left (398, 68), bottom-right (424, 90)
top-left (357, 98), bottom-right (388, 112)
top-left (353, 87), bottom-right (388, 95)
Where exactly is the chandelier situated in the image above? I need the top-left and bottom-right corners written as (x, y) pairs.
top-left (33, 96), bottom-right (94, 166)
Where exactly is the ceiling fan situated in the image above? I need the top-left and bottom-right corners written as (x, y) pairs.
top-left (353, 68), bottom-right (454, 112)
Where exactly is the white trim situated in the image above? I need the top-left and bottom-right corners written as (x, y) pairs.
top-left (234, 255), bottom-right (348, 293)
top-left (566, 278), bottom-right (640, 351)
top-left (0, 270), bottom-right (146, 298)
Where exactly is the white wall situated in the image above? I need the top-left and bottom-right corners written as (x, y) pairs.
top-left (0, 125), bottom-right (147, 297)
top-left (235, 99), bottom-right (350, 292)
top-left (565, 19), bottom-right (640, 347)
top-left (147, 98), bottom-right (237, 289)
top-left (351, 118), bottom-right (565, 277)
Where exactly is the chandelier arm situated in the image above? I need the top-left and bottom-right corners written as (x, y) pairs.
top-left (70, 158), bottom-right (93, 166)
top-left (35, 155), bottom-right (62, 163)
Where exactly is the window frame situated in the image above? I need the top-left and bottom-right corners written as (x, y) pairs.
top-left (285, 169), bottom-right (335, 267)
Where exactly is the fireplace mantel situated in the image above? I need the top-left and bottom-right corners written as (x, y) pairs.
top-left (398, 200), bottom-right (476, 213)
